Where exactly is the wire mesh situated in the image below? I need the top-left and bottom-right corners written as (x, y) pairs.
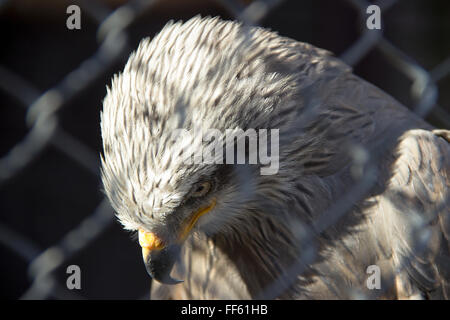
top-left (0, 0), bottom-right (449, 300)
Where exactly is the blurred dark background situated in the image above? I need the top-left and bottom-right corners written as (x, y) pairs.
top-left (0, 0), bottom-right (449, 299)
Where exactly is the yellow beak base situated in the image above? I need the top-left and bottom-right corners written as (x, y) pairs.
top-left (138, 199), bottom-right (216, 261)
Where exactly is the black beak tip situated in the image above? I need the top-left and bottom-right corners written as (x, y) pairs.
top-left (144, 264), bottom-right (184, 285)
top-left (143, 244), bottom-right (183, 285)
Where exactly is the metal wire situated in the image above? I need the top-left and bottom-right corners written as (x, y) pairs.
top-left (0, 0), bottom-right (448, 299)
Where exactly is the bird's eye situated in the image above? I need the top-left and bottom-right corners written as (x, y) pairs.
top-left (191, 182), bottom-right (211, 197)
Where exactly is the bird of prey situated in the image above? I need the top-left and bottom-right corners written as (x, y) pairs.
top-left (100, 16), bottom-right (449, 299)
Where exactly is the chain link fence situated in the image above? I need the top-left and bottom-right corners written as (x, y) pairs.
top-left (0, 0), bottom-right (449, 299)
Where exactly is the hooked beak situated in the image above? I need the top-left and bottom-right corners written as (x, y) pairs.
top-left (140, 239), bottom-right (183, 285)
top-left (138, 199), bottom-right (216, 285)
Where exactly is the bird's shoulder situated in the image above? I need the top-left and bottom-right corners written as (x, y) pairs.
top-left (380, 128), bottom-right (450, 299)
